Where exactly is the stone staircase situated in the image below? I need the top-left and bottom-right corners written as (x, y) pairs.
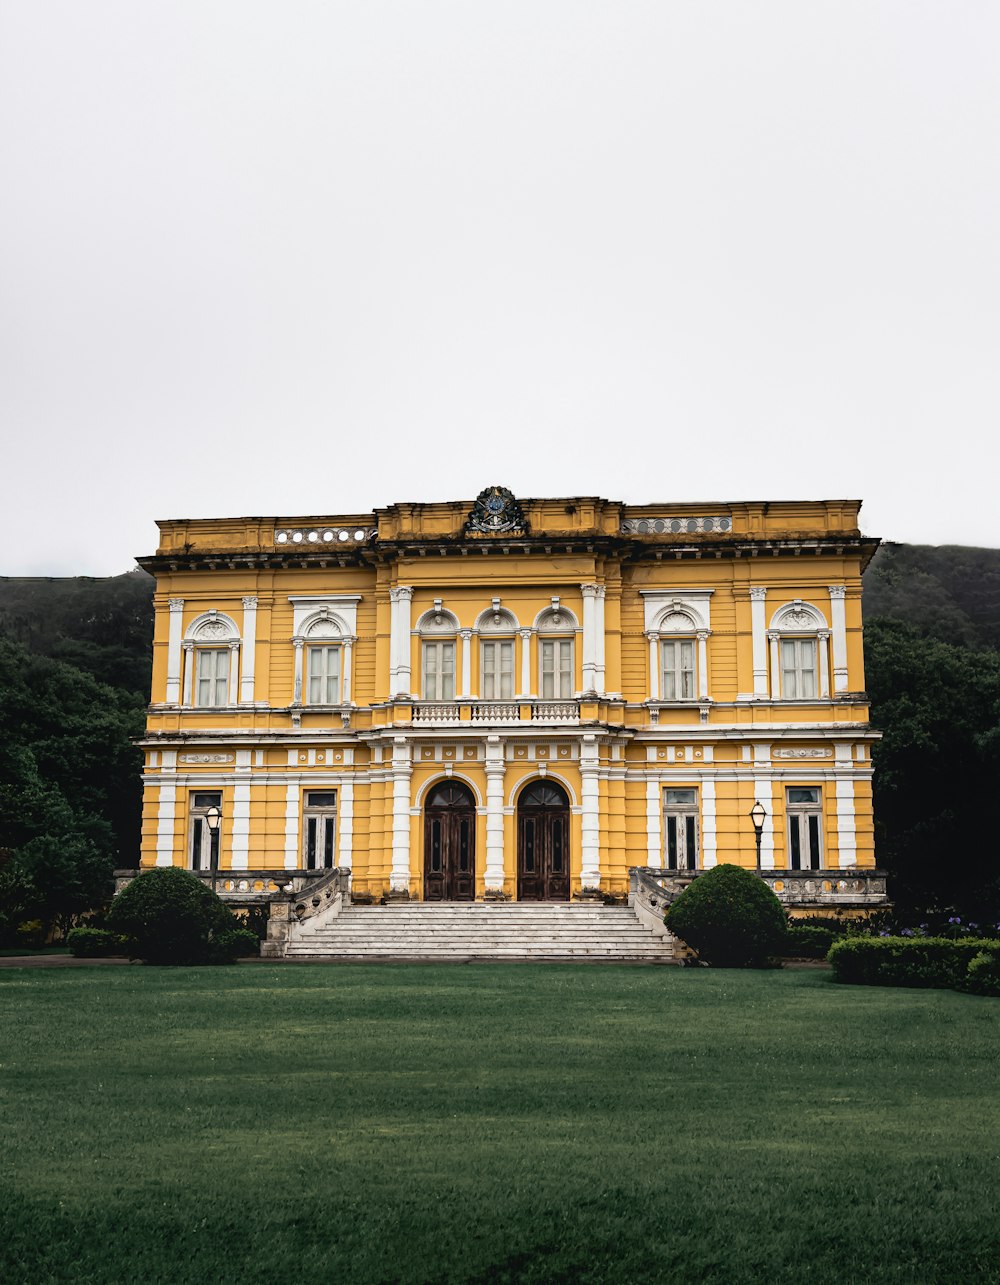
top-left (282, 901), bottom-right (680, 964)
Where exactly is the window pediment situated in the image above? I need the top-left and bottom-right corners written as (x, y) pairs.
top-left (770, 600), bottom-right (827, 632)
top-left (185, 611), bottom-right (240, 643)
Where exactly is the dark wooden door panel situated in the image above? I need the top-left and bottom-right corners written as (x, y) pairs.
top-left (517, 783), bottom-right (571, 901)
top-left (424, 798), bottom-right (476, 901)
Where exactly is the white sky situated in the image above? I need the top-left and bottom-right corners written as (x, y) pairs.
top-left (1, 1), bottom-right (998, 576)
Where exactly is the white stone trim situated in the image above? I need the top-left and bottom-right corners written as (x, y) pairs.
top-left (283, 783), bottom-right (299, 870)
top-left (579, 734), bottom-right (601, 889)
top-left (390, 735), bottom-right (412, 891)
top-left (230, 749), bottom-right (252, 869)
top-left (749, 586), bottom-right (768, 697)
top-left (835, 778), bottom-right (857, 866)
top-left (518, 628), bottom-right (532, 699)
top-left (240, 597), bottom-right (257, 703)
top-left (288, 595), bottom-right (360, 637)
top-left (640, 589), bottom-right (714, 633)
top-left (752, 776), bottom-right (776, 869)
top-left (166, 599), bottom-right (184, 704)
top-left (459, 629), bottom-right (473, 699)
top-left (700, 778), bottom-right (717, 867)
top-left (829, 585), bottom-right (849, 692)
top-left (484, 736), bottom-right (505, 891)
top-left (390, 587), bottom-right (414, 696)
top-left (645, 780), bottom-right (662, 867)
top-left (156, 782), bottom-right (176, 866)
top-left (339, 779), bottom-right (354, 871)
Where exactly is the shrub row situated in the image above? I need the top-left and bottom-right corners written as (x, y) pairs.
top-left (783, 924), bottom-right (837, 958)
top-left (66, 927), bottom-right (130, 958)
top-left (828, 936), bottom-right (1000, 995)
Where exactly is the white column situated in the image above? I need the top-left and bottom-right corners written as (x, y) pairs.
top-left (700, 778), bottom-right (717, 867)
top-left (391, 587), bottom-right (414, 696)
top-left (459, 629), bottom-right (473, 699)
top-left (697, 631), bottom-right (710, 701)
top-left (646, 632), bottom-right (660, 701)
top-left (750, 587), bottom-right (768, 697)
top-left (292, 639), bottom-right (304, 705)
top-left (645, 780), bottom-right (662, 867)
top-left (768, 632), bottom-right (780, 700)
top-left (339, 779), bottom-right (354, 872)
top-left (518, 629), bottom-right (532, 698)
top-left (227, 642), bottom-right (240, 706)
top-left (342, 638), bottom-right (353, 704)
top-left (240, 596), bottom-right (257, 703)
top-left (817, 631), bottom-right (831, 698)
top-left (390, 736), bottom-right (412, 892)
top-left (230, 749), bottom-right (251, 869)
top-left (581, 584), bottom-right (598, 693)
top-left (181, 642), bottom-right (194, 707)
top-left (484, 735), bottom-right (506, 891)
top-left (835, 743), bottom-right (857, 866)
top-left (594, 586), bottom-right (606, 694)
top-left (166, 599), bottom-right (184, 703)
top-left (388, 589), bottom-right (400, 693)
top-left (829, 585), bottom-right (849, 692)
top-left (156, 751), bottom-right (177, 866)
top-left (284, 782), bottom-right (299, 869)
top-left (580, 734), bottom-right (601, 889)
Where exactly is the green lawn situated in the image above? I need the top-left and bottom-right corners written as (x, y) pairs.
top-left (1, 965), bottom-right (998, 1284)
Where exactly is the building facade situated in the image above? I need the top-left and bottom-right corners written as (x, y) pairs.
top-left (138, 488), bottom-right (883, 908)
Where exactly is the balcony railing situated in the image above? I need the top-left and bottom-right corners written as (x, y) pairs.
top-left (411, 700), bottom-right (580, 725)
top-left (629, 866), bottom-right (889, 923)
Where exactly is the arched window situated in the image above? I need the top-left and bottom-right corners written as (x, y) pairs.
top-left (476, 605), bottom-right (518, 700)
top-left (645, 600), bottom-right (710, 703)
top-left (183, 612), bottom-right (240, 708)
top-left (291, 605), bottom-right (355, 708)
top-left (417, 605), bottom-right (459, 701)
top-left (768, 601), bottom-right (830, 700)
top-left (535, 604), bottom-right (577, 700)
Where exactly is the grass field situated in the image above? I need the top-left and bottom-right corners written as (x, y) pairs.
top-left (2, 964), bottom-right (999, 1284)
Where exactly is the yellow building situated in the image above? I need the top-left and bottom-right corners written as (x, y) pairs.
top-left (137, 487), bottom-right (887, 927)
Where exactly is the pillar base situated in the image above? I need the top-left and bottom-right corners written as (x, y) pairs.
top-left (386, 888), bottom-right (411, 902)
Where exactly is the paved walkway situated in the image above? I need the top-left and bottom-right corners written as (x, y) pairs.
top-left (0, 954), bottom-right (135, 968)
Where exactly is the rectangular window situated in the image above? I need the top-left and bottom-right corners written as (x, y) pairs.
top-left (195, 648), bottom-right (230, 707)
top-left (787, 786), bottom-right (822, 870)
top-left (307, 645), bottom-right (341, 704)
top-left (661, 639), bottom-right (696, 700)
top-left (422, 641), bottom-right (455, 701)
top-left (780, 638), bottom-right (817, 699)
top-left (481, 640), bottom-right (514, 699)
top-left (540, 639), bottom-right (573, 699)
top-left (303, 790), bottom-right (337, 870)
top-left (189, 791), bottom-right (222, 871)
top-left (664, 788), bottom-right (698, 870)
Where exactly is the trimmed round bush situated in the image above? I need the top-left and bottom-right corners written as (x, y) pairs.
top-left (665, 863), bottom-right (787, 967)
top-left (963, 951), bottom-right (1000, 997)
top-left (107, 868), bottom-right (237, 965)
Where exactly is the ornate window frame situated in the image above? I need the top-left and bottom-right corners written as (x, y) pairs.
top-left (289, 596), bottom-right (360, 708)
top-left (768, 600), bottom-right (830, 700)
top-left (416, 602), bottom-right (460, 701)
top-left (475, 603), bottom-right (518, 700)
top-left (640, 591), bottom-right (713, 703)
top-left (182, 611), bottom-right (241, 708)
top-left (534, 602), bottom-right (579, 699)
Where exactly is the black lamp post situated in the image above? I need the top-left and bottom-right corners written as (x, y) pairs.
top-left (749, 800), bottom-right (766, 870)
top-left (204, 804), bottom-right (222, 892)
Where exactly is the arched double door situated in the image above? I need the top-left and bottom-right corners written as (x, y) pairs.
top-left (423, 781), bottom-right (476, 901)
top-left (517, 780), bottom-right (570, 901)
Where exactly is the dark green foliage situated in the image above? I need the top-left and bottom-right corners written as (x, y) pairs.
top-left (863, 618), bottom-right (1000, 918)
top-left (66, 926), bottom-right (127, 957)
top-left (665, 863), bottom-right (787, 966)
top-left (107, 868), bottom-right (237, 965)
top-left (864, 543), bottom-right (1000, 650)
top-left (783, 923), bottom-right (836, 958)
top-left (828, 936), bottom-right (1000, 989)
top-left (0, 570), bottom-right (154, 694)
top-left (210, 927), bottom-right (260, 961)
top-left (961, 951), bottom-right (1000, 997)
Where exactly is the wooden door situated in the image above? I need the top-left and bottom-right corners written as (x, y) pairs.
top-left (423, 782), bottom-right (476, 901)
top-left (517, 780), bottom-right (570, 901)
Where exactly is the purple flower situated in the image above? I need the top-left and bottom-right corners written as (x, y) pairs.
top-left (900, 928), bottom-right (915, 937)
top-left (948, 916), bottom-right (961, 925)
top-left (879, 930), bottom-right (891, 937)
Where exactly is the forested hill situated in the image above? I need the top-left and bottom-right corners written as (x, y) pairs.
top-left (863, 543), bottom-right (1000, 649)
top-left (0, 569), bottom-right (154, 694)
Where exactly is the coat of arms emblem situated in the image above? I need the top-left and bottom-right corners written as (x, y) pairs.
top-left (466, 486), bottom-right (528, 536)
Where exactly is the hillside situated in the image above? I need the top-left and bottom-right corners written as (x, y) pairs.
top-left (863, 542), bottom-right (1000, 649)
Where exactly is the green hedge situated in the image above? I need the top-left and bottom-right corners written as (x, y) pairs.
top-left (962, 951), bottom-right (1000, 997)
top-left (783, 924), bottom-right (837, 958)
top-left (66, 927), bottom-right (128, 958)
top-left (828, 937), bottom-right (1000, 991)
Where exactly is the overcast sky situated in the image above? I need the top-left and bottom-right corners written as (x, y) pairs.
top-left (2, 2), bottom-right (997, 576)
